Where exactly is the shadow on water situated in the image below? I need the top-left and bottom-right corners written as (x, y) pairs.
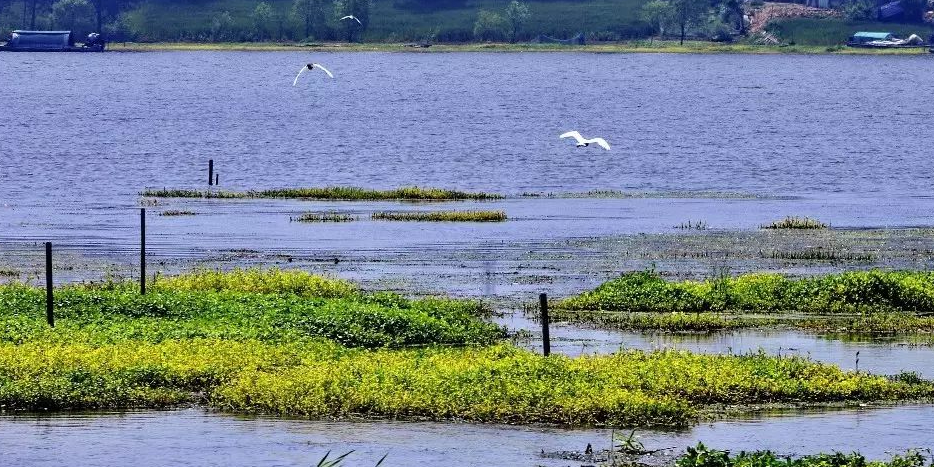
top-left (1, 406), bottom-right (933, 466)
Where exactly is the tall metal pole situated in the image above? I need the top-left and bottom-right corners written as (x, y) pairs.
top-left (208, 159), bottom-right (214, 186)
top-left (539, 293), bottom-right (550, 357)
top-left (45, 242), bottom-right (54, 327)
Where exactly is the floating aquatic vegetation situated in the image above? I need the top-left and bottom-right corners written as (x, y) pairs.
top-left (293, 212), bottom-right (357, 223)
top-left (141, 187), bottom-right (502, 201)
top-left (371, 210), bottom-right (507, 222)
top-left (159, 210), bottom-right (196, 217)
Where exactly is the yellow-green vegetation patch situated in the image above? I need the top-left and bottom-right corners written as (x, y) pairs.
top-left (555, 270), bottom-right (934, 328)
top-left (293, 212), bottom-right (357, 223)
top-left (762, 216), bottom-right (828, 230)
top-left (142, 186), bottom-right (502, 201)
top-left (0, 339), bottom-right (929, 427)
top-left (159, 210), bottom-right (196, 217)
top-left (371, 210), bottom-right (507, 222)
top-left (153, 268), bottom-right (359, 298)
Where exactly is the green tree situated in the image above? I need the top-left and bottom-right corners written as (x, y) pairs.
top-left (52, 0), bottom-right (94, 35)
top-left (842, 0), bottom-right (875, 20)
top-left (670, 0), bottom-right (708, 44)
top-left (291, 0), bottom-right (326, 40)
top-left (503, 0), bottom-right (530, 43)
top-left (210, 10), bottom-right (232, 41)
top-left (334, 0), bottom-right (371, 42)
top-left (473, 9), bottom-right (505, 41)
top-left (641, 0), bottom-right (673, 38)
top-left (252, 1), bottom-right (273, 40)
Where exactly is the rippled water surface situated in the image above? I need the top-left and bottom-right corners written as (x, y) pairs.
top-left (2, 407), bottom-right (933, 467)
top-left (3, 52), bottom-right (934, 462)
top-left (3, 52), bottom-right (934, 290)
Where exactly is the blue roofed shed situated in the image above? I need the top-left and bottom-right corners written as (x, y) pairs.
top-left (849, 31), bottom-right (895, 43)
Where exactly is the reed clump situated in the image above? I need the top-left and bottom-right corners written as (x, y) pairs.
top-left (141, 189), bottom-right (246, 199)
top-left (293, 212), bottom-right (357, 223)
top-left (255, 186), bottom-right (502, 201)
top-left (371, 210), bottom-right (507, 222)
top-left (159, 210), bottom-right (196, 217)
top-left (142, 187), bottom-right (502, 201)
top-left (762, 216), bottom-right (828, 230)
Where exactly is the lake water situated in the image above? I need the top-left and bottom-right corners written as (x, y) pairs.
top-left (2, 406), bottom-right (934, 466)
top-left (3, 51), bottom-right (934, 461)
top-left (3, 52), bottom-right (934, 297)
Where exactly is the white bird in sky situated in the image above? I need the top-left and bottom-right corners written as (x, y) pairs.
top-left (560, 131), bottom-right (611, 150)
top-left (340, 15), bottom-right (362, 24)
top-left (293, 63), bottom-right (334, 86)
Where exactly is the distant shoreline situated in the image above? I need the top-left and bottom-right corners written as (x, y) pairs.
top-left (105, 40), bottom-right (931, 55)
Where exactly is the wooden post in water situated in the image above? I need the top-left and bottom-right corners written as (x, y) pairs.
top-left (215, 173), bottom-right (219, 186)
top-left (45, 242), bottom-right (54, 327)
top-left (208, 159), bottom-right (214, 186)
top-left (539, 293), bottom-right (550, 357)
top-left (140, 208), bottom-right (146, 295)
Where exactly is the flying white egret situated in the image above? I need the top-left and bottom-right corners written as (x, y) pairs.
top-left (293, 63), bottom-right (334, 86)
top-left (340, 15), bottom-right (362, 24)
top-left (560, 131), bottom-right (611, 151)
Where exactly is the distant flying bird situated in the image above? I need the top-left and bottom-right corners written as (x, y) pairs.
top-left (560, 131), bottom-right (611, 150)
top-left (340, 15), bottom-right (362, 25)
top-left (293, 63), bottom-right (334, 86)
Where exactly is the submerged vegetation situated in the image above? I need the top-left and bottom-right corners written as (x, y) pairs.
top-left (762, 216), bottom-right (828, 230)
top-left (293, 212), bottom-right (357, 223)
top-left (142, 186), bottom-right (502, 201)
top-left (371, 210), bottom-right (507, 222)
top-left (1, 269), bottom-right (930, 425)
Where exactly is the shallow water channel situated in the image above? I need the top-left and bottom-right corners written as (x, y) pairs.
top-left (2, 406), bottom-right (933, 466)
top-left (500, 314), bottom-right (934, 377)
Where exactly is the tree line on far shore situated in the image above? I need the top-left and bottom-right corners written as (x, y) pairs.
top-left (0, 0), bottom-right (930, 45)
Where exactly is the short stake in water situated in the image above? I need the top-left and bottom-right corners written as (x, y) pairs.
top-left (540, 293), bottom-right (550, 356)
top-left (140, 208), bottom-right (146, 295)
top-left (45, 241), bottom-right (54, 327)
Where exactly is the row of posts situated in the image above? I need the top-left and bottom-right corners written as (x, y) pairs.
top-left (42, 159), bottom-right (555, 356)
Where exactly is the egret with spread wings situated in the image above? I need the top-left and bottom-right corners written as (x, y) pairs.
top-left (293, 63), bottom-right (334, 86)
top-left (560, 131), bottom-right (611, 151)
